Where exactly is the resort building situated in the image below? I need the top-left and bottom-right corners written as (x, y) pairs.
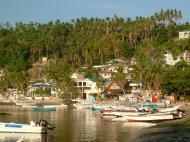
top-left (179, 30), bottom-right (190, 40)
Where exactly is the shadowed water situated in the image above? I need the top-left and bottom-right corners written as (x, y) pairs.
top-left (0, 106), bottom-right (156, 142)
top-left (0, 106), bottom-right (187, 142)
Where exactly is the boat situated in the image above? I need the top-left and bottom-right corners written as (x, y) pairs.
top-left (101, 111), bottom-right (147, 119)
top-left (33, 107), bottom-right (56, 112)
top-left (158, 105), bottom-right (181, 112)
top-left (122, 122), bottom-right (157, 127)
top-left (15, 101), bottom-right (37, 108)
top-left (72, 100), bottom-right (93, 109)
top-left (42, 103), bottom-right (67, 108)
top-left (110, 111), bottom-right (183, 122)
top-left (0, 133), bottom-right (42, 141)
top-left (0, 119), bottom-right (55, 133)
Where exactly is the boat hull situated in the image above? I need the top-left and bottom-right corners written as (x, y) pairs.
top-left (0, 122), bottom-right (46, 133)
top-left (111, 113), bottom-right (182, 122)
top-left (33, 107), bottom-right (56, 112)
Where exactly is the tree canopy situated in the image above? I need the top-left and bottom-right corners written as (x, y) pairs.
top-left (0, 9), bottom-right (190, 96)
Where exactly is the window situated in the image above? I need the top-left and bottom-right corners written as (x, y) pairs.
top-left (83, 82), bottom-right (86, 86)
top-left (184, 33), bottom-right (188, 36)
top-left (74, 82), bottom-right (77, 86)
top-left (84, 87), bottom-right (91, 90)
top-left (82, 93), bottom-right (86, 99)
top-left (78, 82), bottom-right (82, 86)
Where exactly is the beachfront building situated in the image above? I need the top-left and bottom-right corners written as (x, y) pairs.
top-left (179, 30), bottom-right (190, 40)
top-left (101, 81), bottom-right (124, 100)
top-left (73, 77), bottom-right (104, 101)
top-left (27, 82), bottom-right (52, 100)
top-left (71, 73), bottom-right (106, 101)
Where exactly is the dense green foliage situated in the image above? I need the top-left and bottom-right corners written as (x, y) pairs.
top-left (0, 9), bottom-right (190, 96)
top-left (162, 61), bottom-right (190, 96)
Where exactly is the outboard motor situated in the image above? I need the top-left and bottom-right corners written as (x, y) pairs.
top-left (177, 109), bottom-right (185, 117)
top-left (39, 119), bottom-right (55, 131)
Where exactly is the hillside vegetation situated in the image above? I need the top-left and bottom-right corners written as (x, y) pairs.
top-left (0, 9), bottom-right (190, 98)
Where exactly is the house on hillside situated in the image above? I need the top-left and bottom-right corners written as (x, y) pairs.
top-left (99, 70), bottom-right (112, 80)
top-left (164, 51), bottom-right (190, 65)
top-left (164, 52), bottom-right (182, 65)
top-left (93, 58), bottom-right (129, 80)
top-left (183, 50), bottom-right (190, 64)
top-left (179, 30), bottom-right (190, 40)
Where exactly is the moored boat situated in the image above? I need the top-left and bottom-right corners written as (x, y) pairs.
top-left (33, 107), bottom-right (56, 112)
top-left (158, 104), bottom-right (181, 112)
top-left (122, 122), bottom-right (157, 127)
top-left (0, 120), bottom-right (55, 133)
top-left (110, 111), bottom-right (183, 122)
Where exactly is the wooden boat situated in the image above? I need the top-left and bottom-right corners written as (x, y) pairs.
top-left (0, 120), bottom-right (55, 133)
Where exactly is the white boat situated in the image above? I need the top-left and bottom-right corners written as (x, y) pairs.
top-left (122, 122), bottom-right (157, 128)
top-left (15, 101), bottom-right (37, 108)
top-left (72, 100), bottom-right (93, 109)
top-left (158, 105), bottom-right (181, 112)
top-left (0, 120), bottom-right (55, 133)
top-left (0, 133), bottom-right (42, 141)
top-left (43, 103), bottom-right (67, 108)
top-left (111, 112), bottom-right (183, 122)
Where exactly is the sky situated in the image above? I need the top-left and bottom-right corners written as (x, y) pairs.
top-left (0, 0), bottom-right (190, 25)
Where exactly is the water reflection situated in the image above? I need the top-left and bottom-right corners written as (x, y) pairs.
top-left (0, 106), bottom-right (149, 142)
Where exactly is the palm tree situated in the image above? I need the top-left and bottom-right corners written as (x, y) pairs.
top-left (112, 65), bottom-right (127, 94)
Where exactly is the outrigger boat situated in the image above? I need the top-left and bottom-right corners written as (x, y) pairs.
top-left (0, 119), bottom-right (55, 133)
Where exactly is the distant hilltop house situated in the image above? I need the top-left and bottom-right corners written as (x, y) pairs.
top-left (179, 29), bottom-right (190, 40)
top-left (164, 51), bottom-right (190, 65)
top-left (93, 58), bottom-right (129, 80)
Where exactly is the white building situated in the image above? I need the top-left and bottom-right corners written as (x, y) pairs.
top-left (179, 30), bottom-right (190, 40)
top-left (164, 52), bottom-right (182, 65)
top-left (164, 51), bottom-right (190, 65)
top-left (74, 78), bottom-right (103, 101)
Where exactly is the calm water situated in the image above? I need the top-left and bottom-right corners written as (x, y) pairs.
top-left (0, 106), bottom-right (150, 142)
